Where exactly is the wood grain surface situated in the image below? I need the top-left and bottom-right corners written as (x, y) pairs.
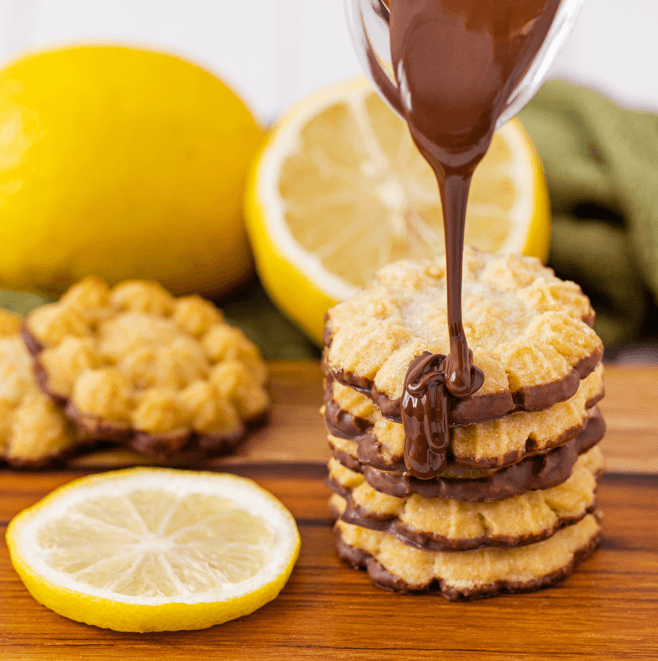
top-left (1, 361), bottom-right (657, 660)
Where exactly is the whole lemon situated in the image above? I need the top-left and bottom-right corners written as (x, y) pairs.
top-left (0, 45), bottom-right (264, 297)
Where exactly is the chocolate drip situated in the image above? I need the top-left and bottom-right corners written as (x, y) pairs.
top-left (401, 352), bottom-right (449, 478)
top-left (388, 0), bottom-right (560, 478)
top-left (402, 351), bottom-right (484, 478)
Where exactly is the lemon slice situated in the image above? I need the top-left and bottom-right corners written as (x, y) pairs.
top-left (6, 468), bottom-right (300, 632)
top-left (245, 77), bottom-right (550, 344)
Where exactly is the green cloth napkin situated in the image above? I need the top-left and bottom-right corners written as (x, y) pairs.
top-left (213, 278), bottom-right (320, 360)
top-left (519, 81), bottom-right (658, 347)
top-left (2, 81), bottom-right (656, 357)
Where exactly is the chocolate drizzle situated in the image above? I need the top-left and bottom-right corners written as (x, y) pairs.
top-left (386, 0), bottom-right (561, 478)
top-left (401, 351), bottom-right (483, 478)
top-left (401, 352), bottom-right (448, 477)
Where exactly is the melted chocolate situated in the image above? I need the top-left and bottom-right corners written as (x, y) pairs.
top-left (384, 0), bottom-right (561, 478)
top-left (401, 351), bottom-right (483, 476)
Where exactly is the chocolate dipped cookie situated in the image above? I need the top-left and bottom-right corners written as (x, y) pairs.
top-left (324, 250), bottom-right (602, 425)
top-left (329, 408), bottom-right (605, 501)
top-left (23, 277), bottom-right (270, 460)
top-left (334, 514), bottom-right (601, 600)
top-left (329, 447), bottom-right (604, 552)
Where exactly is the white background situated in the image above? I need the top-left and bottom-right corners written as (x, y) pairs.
top-left (1, 0), bottom-right (657, 124)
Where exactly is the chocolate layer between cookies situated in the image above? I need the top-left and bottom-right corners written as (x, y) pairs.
top-left (329, 447), bottom-right (603, 551)
top-left (325, 345), bottom-right (603, 424)
top-left (330, 408), bottom-right (605, 501)
top-left (326, 366), bottom-right (604, 472)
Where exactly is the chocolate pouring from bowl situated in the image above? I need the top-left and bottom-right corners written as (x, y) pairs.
top-left (344, 0), bottom-right (586, 479)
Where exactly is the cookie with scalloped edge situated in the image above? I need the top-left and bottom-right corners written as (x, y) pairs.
top-left (334, 513), bottom-right (600, 600)
top-left (329, 446), bottom-right (603, 552)
top-left (23, 277), bottom-right (270, 459)
top-left (329, 406), bottom-right (604, 501)
top-left (324, 249), bottom-right (603, 424)
top-left (0, 310), bottom-right (84, 467)
top-left (326, 365), bottom-right (603, 472)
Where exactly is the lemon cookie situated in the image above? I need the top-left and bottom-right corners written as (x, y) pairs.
top-left (324, 249), bottom-right (603, 424)
top-left (23, 277), bottom-right (269, 459)
top-left (326, 366), bottom-right (603, 472)
top-left (335, 514), bottom-right (600, 599)
top-left (330, 408), bottom-right (604, 501)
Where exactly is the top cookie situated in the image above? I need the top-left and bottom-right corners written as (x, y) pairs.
top-left (23, 277), bottom-right (270, 458)
top-left (324, 249), bottom-right (603, 423)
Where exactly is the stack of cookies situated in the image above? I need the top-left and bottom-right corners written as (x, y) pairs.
top-left (323, 249), bottom-right (605, 600)
top-left (1, 276), bottom-right (270, 467)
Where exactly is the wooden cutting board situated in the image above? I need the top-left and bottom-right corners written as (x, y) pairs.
top-left (1, 361), bottom-right (657, 660)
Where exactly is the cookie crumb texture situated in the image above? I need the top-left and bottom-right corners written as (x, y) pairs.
top-left (24, 277), bottom-right (270, 458)
top-left (0, 310), bottom-right (80, 466)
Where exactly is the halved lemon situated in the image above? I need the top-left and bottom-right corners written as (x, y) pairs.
top-left (245, 77), bottom-right (550, 344)
top-left (6, 468), bottom-right (300, 632)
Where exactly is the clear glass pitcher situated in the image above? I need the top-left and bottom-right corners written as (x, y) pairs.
top-left (345, 0), bottom-right (586, 128)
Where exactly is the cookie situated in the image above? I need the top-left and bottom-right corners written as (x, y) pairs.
top-left (330, 408), bottom-right (604, 501)
top-left (23, 277), bottom-right (270, 459)
top-left (324, 249), bottom-right (603, 425)
top-left (0, 310), bottom-right (83, 467)
top-left (329, 446), bottom-right (603, 552)
top-left (326, 365), bottom-right (604, 472)
top-left (334, 513), bottom-right (601, 599)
